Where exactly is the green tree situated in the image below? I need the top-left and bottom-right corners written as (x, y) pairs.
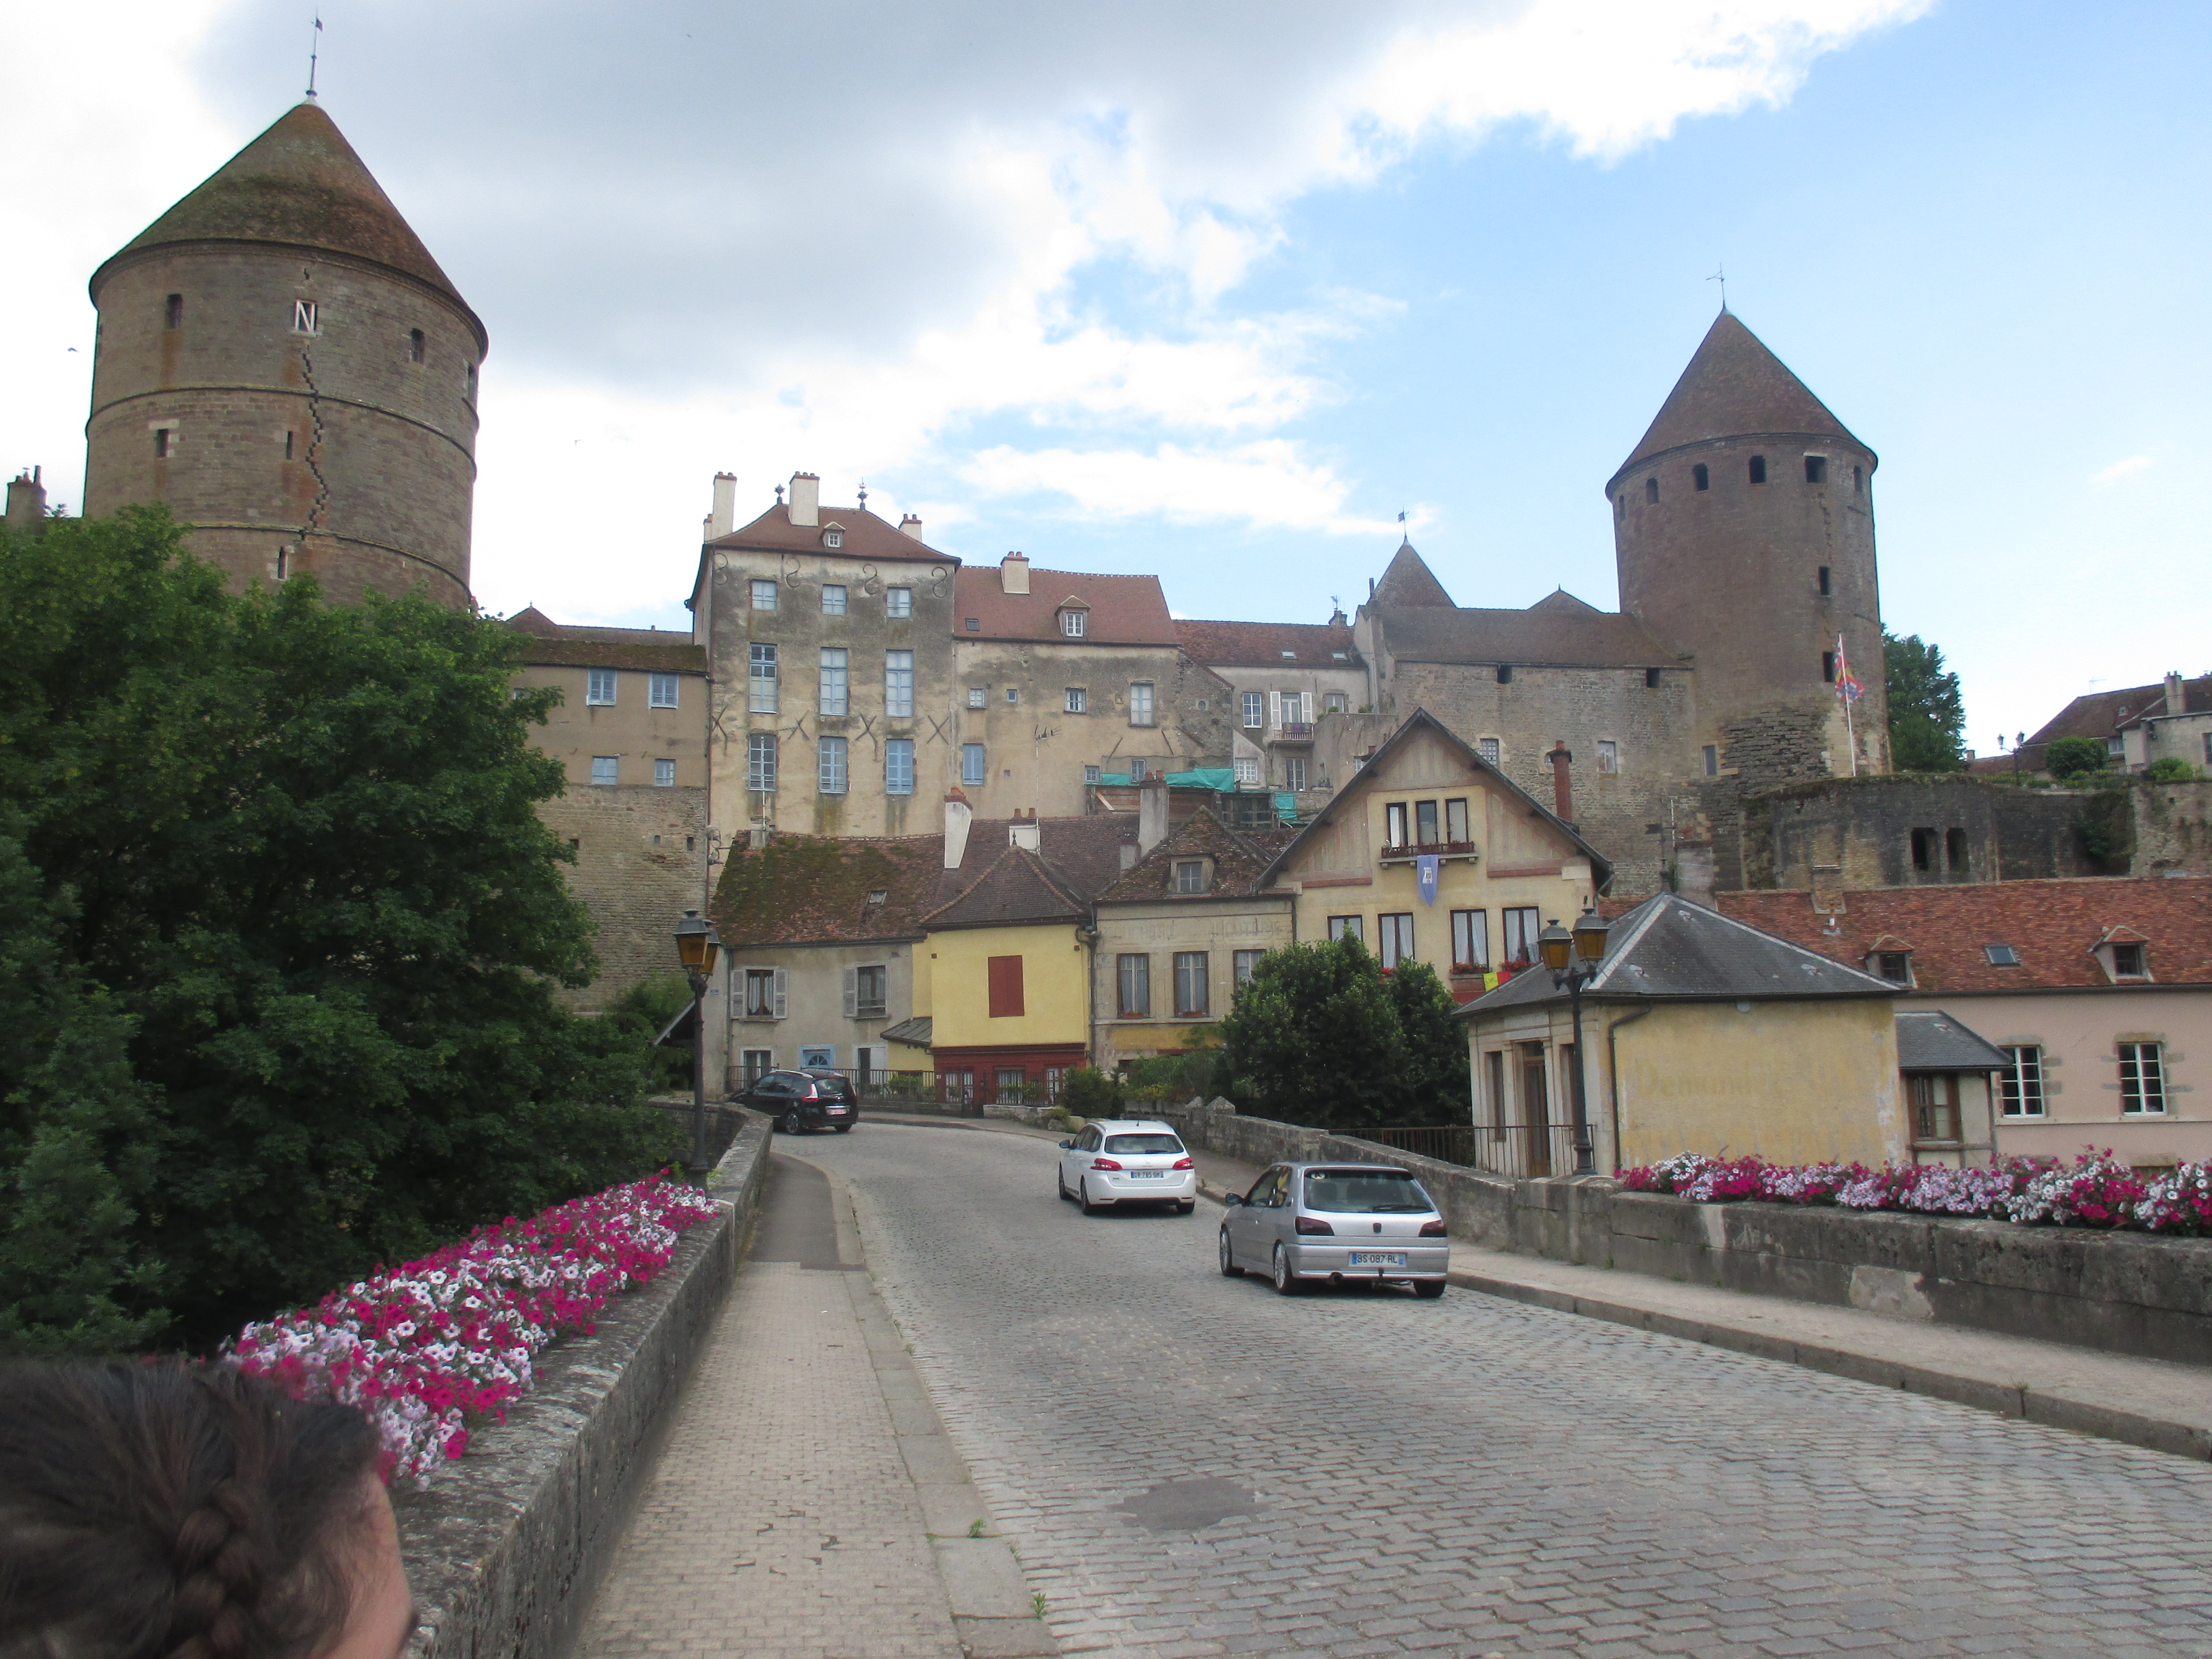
top-left (2146, 757), bottom-right (2202, 783)
top-left (603, 972), bottom-right (701, 1092)
top-left (1883, 630), bottom-right (1967, 772)
top-left (2045, 735), bottom-right (2108, 781)
top-left (1382, 960), bottom-right (1471, 1126)
top-left (0, 508), bottom-right (676, 1352)
top-left (1060, 1067), bottom-right (1122, 1118)
top-left (1214, 935), bottom-right (1408, 1134)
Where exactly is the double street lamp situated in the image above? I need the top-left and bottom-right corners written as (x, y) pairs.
top-left (1537, 907), bottom-right (1612, 1176)
top-left (673, 909), bottom-right (723, 1174)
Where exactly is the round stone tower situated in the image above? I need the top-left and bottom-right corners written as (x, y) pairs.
top-left (1608, 311), bottom-right (1887, 786)
top-left (84, 98), bottom-right (486, 606)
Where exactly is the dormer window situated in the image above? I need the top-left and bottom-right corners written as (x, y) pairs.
top-left (1864, 937), bottom-right (1914, 986)
top-left (1172, 859), bottom-right (1211, 895)
top-left (1060, 607), bottom-right (1088, 638)
top-left (822, 526), bottom-right (844, 549)
top-left (2093, 929), bottom-right (2152, 982)
top-left (2114, 943), bottom-right (2147, 977)
top-left (865, 888), bottom-right (888, 906)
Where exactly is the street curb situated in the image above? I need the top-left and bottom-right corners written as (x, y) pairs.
top-left (1192, 1176), bottom-right (2210, 1465)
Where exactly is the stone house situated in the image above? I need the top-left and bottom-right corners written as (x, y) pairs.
top-left (1172, 617), bottom-right (1366, 800)
top-left (1258, 709), bottom-right (1612, 1005)
top-left (1459, 893), bottom-right (1905, 1178)
top-left (1090, 805), bottom-right (1296, 1070)
top-left (1718, 878), bottom-right (2212, 1166)
top-left (1971, 672), bottom-right (2212, 777)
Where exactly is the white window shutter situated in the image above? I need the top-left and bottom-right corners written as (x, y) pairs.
top-left (842, 967), bottom-right (858, 1019)
top-left (1270, 691), bottom-right (1281, 730)
top-left (773, 968), bottom-right (788, 1020)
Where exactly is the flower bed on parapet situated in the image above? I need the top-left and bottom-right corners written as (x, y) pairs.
top-left (230, 1174), bottom-right (720, 1485)
top-left (1618, 1151), bottom-right (2212, 1237)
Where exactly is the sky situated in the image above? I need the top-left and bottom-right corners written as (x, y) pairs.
top-left (7, 1), bottom-right (2208, 756)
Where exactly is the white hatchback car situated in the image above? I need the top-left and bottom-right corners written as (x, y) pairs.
top-left (1057, 1120), bottom-right (1197, 1214)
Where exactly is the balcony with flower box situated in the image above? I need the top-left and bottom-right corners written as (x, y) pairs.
top-left (1378, 839), bottom-right (1481, 865)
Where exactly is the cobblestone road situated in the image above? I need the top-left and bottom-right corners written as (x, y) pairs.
top-left (813, 1122), bottom-right (2212, 1659)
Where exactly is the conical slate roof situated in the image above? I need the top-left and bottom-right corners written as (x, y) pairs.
top-left (1370, 541), bottom-right (1455, 609)
top-left (1612, 312), bottom-right (1864, 482)
top-left (92, 100), bottom-right (470, 314)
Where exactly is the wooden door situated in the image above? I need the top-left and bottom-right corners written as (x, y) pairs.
top-left (1520, 1044), bottom-right (1551, 1177)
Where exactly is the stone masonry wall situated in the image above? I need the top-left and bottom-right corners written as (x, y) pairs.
top-left (539, 784), bottom-right (710, 1012)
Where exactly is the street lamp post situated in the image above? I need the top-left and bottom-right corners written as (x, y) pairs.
top-left (672, 909), bottom-right (723, 1174)
top-left (1538, 907), bottom-right (1612, 1176)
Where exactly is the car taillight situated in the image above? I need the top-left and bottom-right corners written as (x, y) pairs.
top-left (1294, 1215), bottom-right (1334, 1235)
top-left (1091, 1157), bottom-right (1123, 1170)
top-left (1172, 1157), bottom-right (1193, 1170)
top-left (1419, 1219), bottom-right (1448, 1237)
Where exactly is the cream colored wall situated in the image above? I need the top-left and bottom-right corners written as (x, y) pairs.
top-left (923, 922), bottom-right (1090, 1050)
top-left (1092, 896), bottom-right (1294, 1064)
top-left (1917, 988), bottom-right (2211, 1165)
top-left (514, 664), bottom-right (707, 788)
top-left (1277, 725), bottom-right (1596, 966)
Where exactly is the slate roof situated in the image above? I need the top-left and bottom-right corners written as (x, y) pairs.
top-left (710, 501), bottom-right (948, 563)
top-left (1612, 312), bottom-right (1866, 485)
top-left (1372, 605), bottom-right (1676, 670)
top-left (502, 607), bottom-right (705, 673)
top-left (1173, 618), bottom-right (1358, 668)
top-left (1895, 1010), bottom-right (2010, 1072)
top-left (1460, 893), bottom-right (1896, 1015)
top-left (923, 844), bottom-right (1089, 930)
top-left (95, 102), bottom-right (480, 338)
top-left (1095, 808), bottom-right (1296, 905)
top-left (1714, 879), bottom-right (2212, 992)
top-left (953, 567), bottom-right (1179, 646)
top-left (1370, 542), bottom-right (1456, 609)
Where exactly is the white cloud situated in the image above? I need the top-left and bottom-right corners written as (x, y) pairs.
top-left (2093, 454), bottom-right (2154, 485)
top-left (962, 442), bottom-right (1409, 537)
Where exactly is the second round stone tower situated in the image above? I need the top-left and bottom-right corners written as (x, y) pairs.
top-left (1608, 311), bottom-right (1888, 787)
top-left (83, 98), bottom-right (485, 606)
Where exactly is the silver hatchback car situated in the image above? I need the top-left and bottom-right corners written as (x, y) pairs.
top-left (1219, 1162), bottom-right (1450, 1296)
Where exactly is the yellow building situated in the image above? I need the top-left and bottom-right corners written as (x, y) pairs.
top-left (1257, 709), bottom-right (1612, 998)
top-left (1458, 893), bottom-right (1906, 1176)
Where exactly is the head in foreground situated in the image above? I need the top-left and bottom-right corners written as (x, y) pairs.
top-left (0, 1361), bottom-right (414, 1659)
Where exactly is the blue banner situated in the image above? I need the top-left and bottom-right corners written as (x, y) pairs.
top-left (1416, 853), bottom-right (1439, 906)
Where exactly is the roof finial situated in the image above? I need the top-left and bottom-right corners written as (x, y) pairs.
top-left (774, 482), bottom-right (784, 504)
top-left (857, 480), bottom-right (867, 509)
top-left (1708, 262), bottom-right (1727, 312)
top-left (1396, 508), bottom-right (1408, 547)
top-left (306, 14), bottom-right (323, 99)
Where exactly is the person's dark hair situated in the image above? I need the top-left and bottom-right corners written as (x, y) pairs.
top-left (0, 1361), bottom-right (384, 1659)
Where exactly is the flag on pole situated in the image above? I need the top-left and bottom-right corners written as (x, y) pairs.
top-left (1835, 633), bottom-right (1864, 703)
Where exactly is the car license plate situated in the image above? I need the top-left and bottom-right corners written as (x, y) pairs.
top-left (1127, 1170), bottom-right (1166, 1179)
top-left (827, 1105), bottom-right (849, 1114)
top-left (1348, 1251), bottom-right (1407, 1268)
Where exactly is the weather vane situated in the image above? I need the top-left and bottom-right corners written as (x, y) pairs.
top-left (1708, 262), bottom-right (1727, 312)
top-left (306, 14), bottom-right (323, 98)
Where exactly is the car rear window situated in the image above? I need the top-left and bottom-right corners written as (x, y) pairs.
top-left (1303, 1170), bottom-right (1433, 1213)
top-left (1103, 1134), bottom-right (1185, 1155)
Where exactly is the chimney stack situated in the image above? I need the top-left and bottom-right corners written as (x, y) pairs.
top-left (943, 790), bottom-right (972, 871)
top-left (1547, 741), bottom-right (1574, 823)
top-left (1009, 808), bottom-right (1040, 852)
top-left (1138, 776), bottom-right (1170, 857)
top-left (787, 472), bottom-right (821, 527)
top-left (1119, 838), bottom-right (1139, 871)
top-left (899, 513), bottom-right (924, 539)
top-left (709, 471), bottom-right (737, 539)
top-left (1000, 552), bottom-right (1030, 595)
top-left (2166, 670), bottom-right (2186, 715)
top-left (6, 466), bottom-right (47, 531)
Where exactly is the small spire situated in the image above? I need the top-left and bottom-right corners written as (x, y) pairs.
top-left (857, 480), bottom-right (868, 509)
top-left (1707, 262), bottom-right (1727, 312)
top-left (306, 14), bottom-right (323, 99)
top-left (775, 483), bottom-right (784, 504)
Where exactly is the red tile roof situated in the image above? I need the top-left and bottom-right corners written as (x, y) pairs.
top-left (953, 567), bottom-right (1179, 646)
top-left (502, 608), bottom-right (705, 673)
top-left (711, 502), bottom-right (949, 563)
top-left (1173, 618), bottom-right (1357, 668)
top-left (1613, 311), bottom-right (1865, 483)
top-left (1713, 878), bottom-right (2212, 993)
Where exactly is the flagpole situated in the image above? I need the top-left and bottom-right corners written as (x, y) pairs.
top-left (1839, 632), bottom-right (1858, 777)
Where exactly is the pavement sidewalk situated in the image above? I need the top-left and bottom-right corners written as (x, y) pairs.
top-left (1179, 1140), bottom-right (2212, 1465)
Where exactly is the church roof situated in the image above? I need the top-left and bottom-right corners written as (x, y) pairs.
top-left (1612, 312), bottom-right (1865, 485)
top-left (94, 101), bottom-right (476, 329)
top-left (1369, 542), bottom-right (1456, 609)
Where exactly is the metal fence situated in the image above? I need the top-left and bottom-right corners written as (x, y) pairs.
top-left (1358, 1120), bottom-right (1587, 1180)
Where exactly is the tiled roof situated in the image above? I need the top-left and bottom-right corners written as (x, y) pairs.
top-left (96, 102), bottom-right (477, 331)
top-left (1096, 808), bottom-right (1296, 904)
top-left (712, 835), bottom-right (946, 948)
top-left (1613, 311), bottom-right (1865, 483)
top-left (924, 845), bottom-right (1088, 930)
top-left (710, 502), bottom-right (948, 563)
top-left (1174, 618), bottom-right (1358, 668)
top-left (1370, 543), bottom-right (1455, 609)
top-left (1895, 1010), bottom-right (2010, 1071)
top-left (1462, 893), bottom-right (1896, 1015)
top-left (1372, 605), bottom-right (1675, 670)
top-left (502, 608), bottom-right (705, 673)
top-left (953, 567), bottom-right (1179, 646)
top-left (1714, 879), bottom-right (2212, 992)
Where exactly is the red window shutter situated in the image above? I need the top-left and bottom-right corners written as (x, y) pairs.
top-left (987, 954), bottom-right (1025, 1018)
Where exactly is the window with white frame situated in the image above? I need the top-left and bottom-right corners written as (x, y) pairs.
top-left (1233, 756), bottom-right (1259, 785)
top-left (1596, 739), bottom-right (1619, 775)
top-left (749, 642), bottom-right (777, 712)
top-left (741, 1048), bottom-right (774, 1083)
top-left (1378, 913), bottom-right (1414, 970)
top-left (885, 586), bottom-right (912, 617)
top-left (1065, 687), bottom-right (1086, 713)
top-left (1323, 691), bottom-right (1348, 715)
top-left (648, 672), bottom-right (678, 708)
top-left (653, 758), bottom-right (676, 787)
top-left (819, 648), bottom-right (848, 715)
top-left (1477, 737), bottom-right (1501, 766)
top-left (962, 743), bottom-right (986, 786)
top-left (1084, 764), bottom-right (1101, 783)
top-left (587, 668), bottom-right (616, 705)
top-left (885, 651), bottom-right (914, 717)
top-left (1451, 909), bottom-right (1489, 972)
top-left (2119, 1042), bottom-right (2165, 1114)
top-left (1242, 691), bottom-right (1265, 729)
top-left (819, 735), bottom-right (848, 795)
top-left (292, 299), bottom-right (319, 333)
top-left (1117, 954), bottom-right (1151, 1017)
top-left (1173, 859), bottom-right (1207, 895)
top-left (590, 756), bottom-right (618, 787)
top-left (747, 732), bottom-right (777, 792)
top-left (750, 578), bottom-right (777, 611)
top-left (885, 739), bottom-right (914, 796)
top-left (1061, 608), bottom-right (1087, 638)
top-left (743, 967), bottom-right (785, 1019)
top-left (1998, 1046), bottom-right (2044, 1117)
top-left (1283, 756), bottom-right (1307, 791)
top-left (1446, 798), bottom-right (1470, 842)
top-left (1233, 948), bottom-right (1264, 988)
top-left (968, 687), bottom-right (987, 708)
top-left (1279, 691), bottom-right (1309, 724)
top-left (1174, 951), bottom-right (1209, 1017)
top-left (1004, 687), bottom-right (1019, 704)
top-left (1128, 682), bottom-right (1155, 726)
top-left (821, 583), bottom-right (846, 615)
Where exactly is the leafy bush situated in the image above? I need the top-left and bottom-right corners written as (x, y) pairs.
top-left (602, 973), bottom-right (699, 1092)
top-left (1060, 1067), bottom-right (1122, 1119)
top-left (2045, 735), bottom-right (2108, 780)
top-left (1121, 1039), bottom-right (1222, 1106)
top-left (2146, 757), bottom-right (2201, 783)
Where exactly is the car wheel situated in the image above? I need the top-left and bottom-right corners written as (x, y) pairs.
top-left (775, 1112), bottom-right (793, 1134)
top-left (1057, 1169), bottom-right (1070, 1201)
top-left (833, 1124), bottom-right (853, 1133)
top-left (1271, 1244), bottom-right (1303, 1296)
top-left (1079, 1180), bottom-right (1103, 1216)
top-left (1218, 1229), bottom-right (1243, 1277)
top-left (1414, 1279), bottom-right (1447, 1300)
top-left (1176, 1200), bottom-right (1195, 1216)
